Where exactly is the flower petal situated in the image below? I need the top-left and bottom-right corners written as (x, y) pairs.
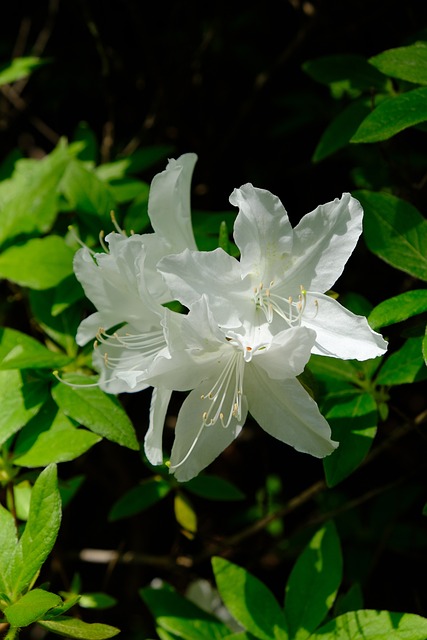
top-left (283, 193), bottom-right (363, 298)
top-left (230, 184), bottom-right (293, 282)
top-left (245, 368), bottom-right (337, 457)
top-left (254, 326), bottom-right (316, 379)
top-left (144, 386), bottom-right (173, 466)
top-left (170, 383), bottom-right (247, 482)
top-left (158, 248), bottom-right (249, 325)
top-left (303, 292), bottom-right (388, 360)
top-left (148, 153), bottom-right (198, 253)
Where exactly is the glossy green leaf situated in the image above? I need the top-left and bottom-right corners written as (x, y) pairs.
top-left (109, 476), bottom-right (171, 521)
top-left (78, 593), bottom-right (117, 610)
top-left (0, 56), bottom-right (47, 85)
top-left (375, 337), bottom-right (427, 386)
top-left (5, 589), bottom-right (62, 627)
top-left (13, 401), bottom-right (101, 467)
top-left (313, 99), bottom-right (371, 162)
top-left (323, 393), bottom-right (377, 487)
top-left (9, 464), bottom-right (62, 599)
top-left (184, 474), bottom-right (245, 501)
top-left (308, 355), bottom-right (360, 386)
top-left (0, 505), bottom-right (18, 595)
top-left (310, 609), bottom-right (427, 640)
top-left (354, 190), bottom-right (427, 281)
top-left (174, 492), bottom-right (197, 534)
top-left (51, 374), bottom-right (139, 450)
top-left (369, 43), bottom-right (427, 85)
top-left (212, 557), bottom-right (288, 640)
top-left (11, 480), bottom-right (32, 521)
top-left (0, 141), bottom-right (71, 245)
top-left (0, 235), bottom-right (75, 289)
top-left (0, 370), bottom-right (48, 446)
top-left (60, 159), bottom-right (115, 219)
top-left (302, 54), bottom-right (389, 95)
top-left (285, 522), bottom-right (342, 640)
top-left (29, 288), bottom-right (81, 356)
top-left (369, 290), bottom-right (427, 330)
top-left (351, 87), bottom-right (427, 142)
top-left (39, 616), bottom-right (120, 639)
top-left (0, 327), bottom-right (71, 369)
top-left (141, 585), bottom-right (230, 640)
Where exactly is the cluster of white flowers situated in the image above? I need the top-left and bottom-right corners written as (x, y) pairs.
top-left (74, 154), bottom-right (387, 482)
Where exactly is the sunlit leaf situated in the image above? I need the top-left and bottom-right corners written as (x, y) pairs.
top-left (369, 290), bottom-right (427, 330)
top-left (212, 557), bottom-right (288, 640)
top-left (351, 87), bottom-right (427, 142)
top-left (0, 56), bottom-right (48, 86)
top-left (52, 374), bottom-right (139, 450)
top-left (310, 609), bottom-right (427, 640)
top-left (39, 616), bottom-right (120, 639)
top-left (375, 337), bottom-right (427, 386)
top-left (355, 190), bottom-right (427, 281)
top-left (0, 236), bottom-right (75, 289)
top-left (369, 42), bottom-right (427, 85)
top-left (0, 370), bottom-right (48, 446)
top-left (5, 589), bottom-right (62, 627)
top-left (285, 521), bottom-right (342, 640)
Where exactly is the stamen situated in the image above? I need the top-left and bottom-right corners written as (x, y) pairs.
top-left (169, 422), bottom-right (206, 470)
top-left (200, 351), bottom-right (244, 429)
top-left (254, 281), bottom-right (307, 327)
top-left (68, 225), bottom-right (96, 255)
top-left (99, 230), bottom-right (109, 253)
top-left (110, 210), bottom-right (127, 236)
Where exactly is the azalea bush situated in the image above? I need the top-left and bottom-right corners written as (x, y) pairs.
top-left (1, 4), bottom-right (427, 640)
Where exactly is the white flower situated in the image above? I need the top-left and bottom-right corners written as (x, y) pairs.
top-left (146, 297), bottom-right (337, 482)
top-left (157, 185), bottom-right (388, 360)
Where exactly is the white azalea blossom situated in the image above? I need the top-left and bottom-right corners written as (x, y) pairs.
top-left (158, 184), bottom-right (388, 360)
top-left (145, 297), bottom-right (337, 482)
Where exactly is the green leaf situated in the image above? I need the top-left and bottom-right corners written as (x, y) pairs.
top-left (141, 585), bottom-right (231, 640)
top-left (310, 609), bottom-right (427, 640)
top-left (212, 556), bottom-right (288, 640)
top-left (0, 370), bottom-right (48, 446)
top-left (78, 593), bottom-right (117, 610)
top-left (38, 616), bottom-right (120, 639)
top-left (302, 54), bottom-right (389, 95)
top-left (308, 355), bottom-right (361, 387)
top-left (0, 141), bottom-right (72, 245)
top-left (0, 505), bottom-right (18, 595)
top-left (192, 210), bottom-right (238, 254)
top-left (8, 464), bottom-right (62, 599)
top-left (5, 589), bottom-right (62, 627)
top-left (51, 374), bottom-right (139, 450)
top-left (423, 326), bottom-right (427, 367)
top-left (29, 288), bottom-right (81, 356)
top-left (109, 476), bottom-right (171, 521)
top-left (354, 190), bottom-right (427, 281)
top-left (0, 57), bottom-right (48, 86)
top-left (351, 87), bottom-right (427, 142)
top-left (13, 400), bottom-right (101, 467)
top-left (73, 121), bottom-right (99, 163)
top-left (375, 337), bottom-right (427, 386)
top-left (107, 178), bottom-right (149, 203)
top-left (60, 159), bottom-right (116, 219)
top-left (313, 99), bottom-right (372, 162)
top-left (11, 480), bottom-right (32, 521)
top-left (0, 236), bottom-right (75, 289)
top-left (369, 290), bottom-right (427, 330)
top-left (284, 522), bottom-right (342, 640)
top-left (184, 475), bottom-right (245, 501)
top-left (0, 327), bottom-right (71, 369)
top-left (174, 492), bottom-right (197, 535)
top-left (369, 42), bottom-right (427, 85)
top-left (323, 393), bottom-right (377, 487)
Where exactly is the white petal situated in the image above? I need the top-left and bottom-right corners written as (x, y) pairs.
top-left (245, 368), bottom-right (337, 457)
top-left (144, 387), bottom-right (173, 466)
top-left (230, 184), bottom-right (293, 282)
top-left (283, 193), bottom-right (363, 298)
top-left (303, 292), bottom-right (388, 360)
top-left (170, 384), bottom-right (247, 482)
top-left (254, 326), bottom-right (315, 379)
top-left (158, 248), bottom-right (249, 325)
top-left (148, 153), bottom-right (198, 253)
top-left (76, 312), bottom-right (103, 346)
